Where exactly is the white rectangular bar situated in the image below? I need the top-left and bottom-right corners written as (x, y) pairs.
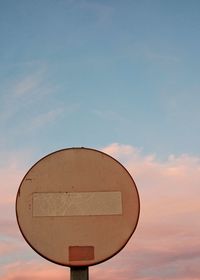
top-left (33, 191), bottom-right (122, 217)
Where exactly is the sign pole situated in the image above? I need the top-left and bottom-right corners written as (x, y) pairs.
top-left (70, 266), bottom-right (89, 280)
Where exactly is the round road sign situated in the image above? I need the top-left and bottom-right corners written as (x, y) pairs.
top-left (16, 148), bottom-right (140, 267)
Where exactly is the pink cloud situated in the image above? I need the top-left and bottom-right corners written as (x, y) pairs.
top-left (100, 143), bottom-right (200, 279)
top-left (0, 153), bottom-right (34, 240)
top-left (0, 261), bottom-right (68, 280)
top-left (0, 241), bottom-right (18, 257)
top-left (1, 143), bottom-right (200, 280)
top-left (0, 162), bottom-right (24, 204)
top-left (0, 158), bottom-right (25, 239)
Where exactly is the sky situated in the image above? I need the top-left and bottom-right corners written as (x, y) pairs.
top-left (0, 0), bottom-right (200, 279)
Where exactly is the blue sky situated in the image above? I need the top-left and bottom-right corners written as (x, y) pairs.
top-left (1, 1), bottom-right (200, 279)
top-left (1, 0), bottom-right (200, 160)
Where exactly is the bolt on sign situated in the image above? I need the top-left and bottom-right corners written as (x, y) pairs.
top-left (16, 148), bottom-right (140, 268)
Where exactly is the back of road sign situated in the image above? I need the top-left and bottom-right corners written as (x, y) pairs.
top-left (16, 148), bottom-right (140, 267)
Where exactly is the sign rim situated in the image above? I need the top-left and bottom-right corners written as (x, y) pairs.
top-left (15, 147), bottom-right (140, 267)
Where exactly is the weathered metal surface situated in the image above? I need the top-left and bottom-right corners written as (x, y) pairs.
top-left (33, 191), bottom-right (122, 217)
top-left (16, 148), bottom-right (140, 267)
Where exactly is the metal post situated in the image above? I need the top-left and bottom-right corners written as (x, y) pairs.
top-left (70, 266), bottom-right (89, 280)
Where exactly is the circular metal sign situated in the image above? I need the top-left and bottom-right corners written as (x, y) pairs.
top-left (16, 148), bottom-right (140, 267)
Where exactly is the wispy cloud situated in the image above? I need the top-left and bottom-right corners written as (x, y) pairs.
top-left (30, 108), bottom-right (64, 129)
top-left (13, 73), bottom-right (43, 97)
top-left (93, 110), bottom-right (127, 123)
top-left (79, 1), bottom-right (114, 27)
top-left (122, 43), bottom-right (180, 66)
top-left (0, 68), bottom-right (59, 123)
top-left (29, 103), bottom-right (80, 130)
top-left (144, 49), bottom-right (180, 64)
top-left (0, 67), bottom-right (78, 146)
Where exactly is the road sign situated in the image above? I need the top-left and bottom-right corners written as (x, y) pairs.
top-left (16, 148), bottom-right (140, 267)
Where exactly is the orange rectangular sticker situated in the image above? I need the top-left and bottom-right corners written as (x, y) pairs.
top-left (69, 246), bottom-right (94, 261)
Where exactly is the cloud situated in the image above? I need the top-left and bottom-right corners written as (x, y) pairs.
top-left (30, 107), bottom-right (64, 129)
top-left (0, 67), bottom-right (81, 138)
top-left (0, 239), bottom-right (26, 258)
top-left (0, 151), bottom-right (29, 202)
top-left (102, 142), bottom-right (141, 160)
top-left (0, 160), bottom-right (24, 214)
top-left (79, 1), bottom-right (114, 27)
top-left (1, 143), bottom-right (199, 279)
top-left (0, 68), bottom-right (71, 147)
top-left (144, 49), bottom-right (179, 64)
top-left (0, 261), bottom-right (68, 280)
top-left (0, 150), bottom-right (33, 239)
top-left (0, 220), bottom-right (19, 238)
top-left (0, 67), bottom-right (60, 124)
top-left (123, 43), bottom-right (180, 65)
top-left (13, 73), bottom-right (43, 97)
top-left (29, 103), bottom-right (80, 130)
top-left (93, 110), bottom-right (127, 123)
top-left (0, 242), bottom-right (17, 257)
top-left (100, 143), bottom-right (200, 279)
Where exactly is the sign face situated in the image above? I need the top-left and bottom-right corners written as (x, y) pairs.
top-left (16, 148), bottom-right (140, 267)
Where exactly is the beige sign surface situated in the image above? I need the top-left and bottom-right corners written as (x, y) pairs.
top-left (16, 148), bottom-right (140, 267)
